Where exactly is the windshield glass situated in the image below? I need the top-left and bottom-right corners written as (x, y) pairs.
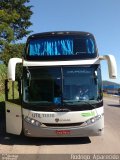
top-left (26, 35), bottom-right (97, 60)
top-left (23, 65), bottom-right (102, 105)
top-left (28, 37), bottom-right (95, 56)
top-left (63, 66), bottom-right (101, 104)
top-left (23, 67), bottom-right (62, 104)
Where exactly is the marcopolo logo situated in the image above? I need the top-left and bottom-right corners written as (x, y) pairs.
top-left (55, 118), bottom-right (59, 122)
top-left (55, 118), bottom-right (71, 122)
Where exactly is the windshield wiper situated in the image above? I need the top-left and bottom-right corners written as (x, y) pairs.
top-left (64, 100), bottom-right (96, 110)
top-left (79, 100), bottom-right (97, 110)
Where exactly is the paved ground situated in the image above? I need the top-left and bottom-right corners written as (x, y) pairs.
top-left (0, 97), bottom-right (120, 159)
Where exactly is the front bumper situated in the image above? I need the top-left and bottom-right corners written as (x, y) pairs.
top-left (23, 117), bottom-right (104, 137)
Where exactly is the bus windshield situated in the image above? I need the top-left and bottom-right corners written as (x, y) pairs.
top-left (23, 65), bottom-right (102, 105)
top-left (26, 35), bottom-right (97, 60)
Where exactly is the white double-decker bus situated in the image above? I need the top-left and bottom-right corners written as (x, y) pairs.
top-left (5, 31), bottom-right (117, 137)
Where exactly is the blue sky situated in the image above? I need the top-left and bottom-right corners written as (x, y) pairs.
top-left (25, 0), bottom-right (120, 83)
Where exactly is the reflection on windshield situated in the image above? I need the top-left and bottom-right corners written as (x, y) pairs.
top-left (23, 66), bottom-right (102, 105)
top-left (63, 67), bottom-right (99, 103)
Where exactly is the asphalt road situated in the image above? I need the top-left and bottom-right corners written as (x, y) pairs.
top-left (0, 97), bottom-right (120, 159)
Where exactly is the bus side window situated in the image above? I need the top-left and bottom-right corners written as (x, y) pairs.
top-left (5, 79), bottom-right (21, 105)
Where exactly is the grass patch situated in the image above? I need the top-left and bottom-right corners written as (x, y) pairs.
top-left (0, 92), bottom-right (5, 102)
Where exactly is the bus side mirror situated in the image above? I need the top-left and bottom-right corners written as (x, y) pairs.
top-left (8, 58), bottom-right (22, 81)
top-left (99, 55), bottom-right (117, 79)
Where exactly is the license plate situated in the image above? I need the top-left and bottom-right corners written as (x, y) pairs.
top-left (56, 130), bottom-right (71, 135)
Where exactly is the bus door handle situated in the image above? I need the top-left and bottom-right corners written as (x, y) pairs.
top-left (7, 109), bottom-right (10, 113)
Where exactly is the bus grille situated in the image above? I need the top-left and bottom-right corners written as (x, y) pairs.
top-left (43, 122), bottom-right (83, 127)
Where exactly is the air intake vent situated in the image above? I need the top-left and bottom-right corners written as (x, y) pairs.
top-left (43, 122), bottom-right (83, 127)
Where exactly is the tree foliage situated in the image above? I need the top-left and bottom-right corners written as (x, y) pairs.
top-left (0, 0), bottom-right (33, 49)
top-left (1, 43), bottom-right (25, 65)
top-left (1, 43), bottom-right (25, 78)
top-left (0, 64), bottom-right (7, 92)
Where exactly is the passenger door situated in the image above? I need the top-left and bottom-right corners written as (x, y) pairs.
top-left (5, 80), bottom-right (22, 135)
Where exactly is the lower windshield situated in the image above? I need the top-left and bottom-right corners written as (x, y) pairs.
top-left (23, 65), bottom-right (102, 105)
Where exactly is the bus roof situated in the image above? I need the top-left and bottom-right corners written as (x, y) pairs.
top-left (28, 31), bottom-right (95, 39)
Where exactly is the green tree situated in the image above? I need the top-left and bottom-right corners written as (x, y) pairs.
top-left (0, 64), bottom-right (7, 92)
top-left (0, 0), bottom-right (33, 49)
top-left (1, 43), bottom-right (25, 78)
top-left (1, 43), bottom-right (25, 65)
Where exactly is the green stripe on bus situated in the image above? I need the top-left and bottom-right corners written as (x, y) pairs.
top-left (81, 111), bottom-right (95, 117)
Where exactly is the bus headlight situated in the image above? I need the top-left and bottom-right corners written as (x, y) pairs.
top-left (81, 115), bottom-right (101, 127)
top-left (24, 116), bottom-right (41, 127)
